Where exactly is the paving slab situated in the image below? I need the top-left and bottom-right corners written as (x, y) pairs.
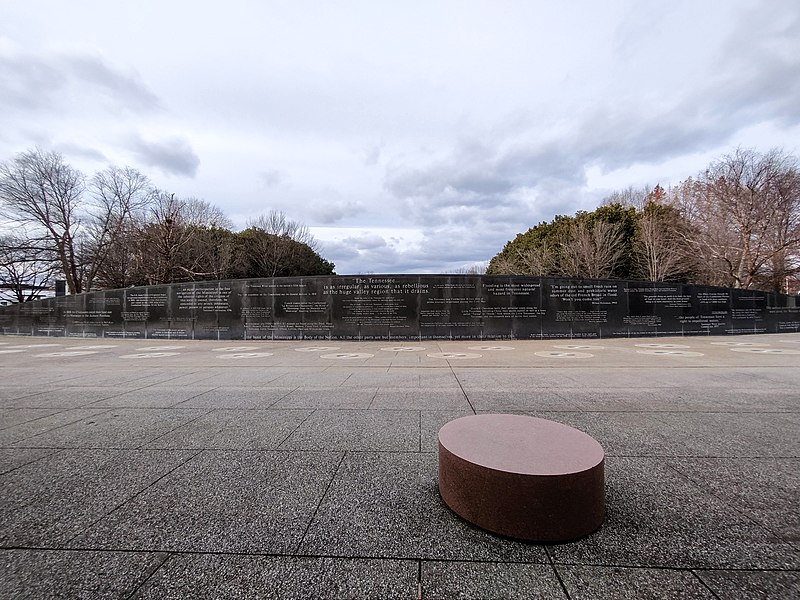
top-left (467, 389), bottom-right (578, 412)
top-left (370, 388), bottom-right (470, 411)
top-left (667, 457), bottom-right (800, 542)
top-left (144, 409), bottom-right (313, 449)
top-left (420, 561), bottom-right (566, 599)
top-left (279, 409), bottom-right (420, 451)
top-left (0, 408), bottom-right (111, 446)
top-left (272, 387), bottom-right (378, 409)
top-left (299, 451), bottom-right (550, 563)
top-left (693, 569), bottom-right (800, 600)
top-left (549, 457), bottom-right (800, 569)
top-left (9, 408), bottom-right (209, 449)
top-left (86, 386), bottom-right (218, 408)
top-left (5, 388), bottom-right (135, 409)
top-left (132, 553), bottom-right (418, 600)
top-left (0, 449), bottom-right (196, 546)
top-left (0, 447), bottom-right (58, 476)
top-left (0, 549), bottom-right (168, 600)
top-left (556, 565), bottom-right (714, 599)
top-left (0, 408), bottom-right (64, 429)
top-left (171, 386), bottom-right (296, 408)
top-left (69, 450), bottom-right (343, 554)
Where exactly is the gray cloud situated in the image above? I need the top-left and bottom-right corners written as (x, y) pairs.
top-left (259, 169), bottom-right (284, 188)
top-left (53, 142), bottom-right (108, 163)
top-left (311, 199), bottom-right (364, 225)
top-left (0, 51), bottom-right (160, 114)
top-left (67, 55), bottom-right (160, 112)
top-left (128, 136), bottom-right (200, 177)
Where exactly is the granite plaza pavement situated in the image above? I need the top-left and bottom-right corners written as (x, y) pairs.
top-left (1, 334), bottom-right (799, 599)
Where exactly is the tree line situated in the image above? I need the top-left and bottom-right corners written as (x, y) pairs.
top-left (488, 148), bottom-right (800, 294)
top-left (0, 148), bottom-right (334, 303)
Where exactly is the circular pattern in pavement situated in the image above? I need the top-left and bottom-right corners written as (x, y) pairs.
top-left (119, 352), bottom-right (181, 359)
top-left (36, 350), bottom-right (100, 357)
top-left (6, 343), bottom-right (63, 349)
top-left (729, 347), bottom-right (800, 355)
top-left (553, 344), bottom-right (605, 350)
top-left (295, 346), bottom-right (340, 352)
top-left (467, 345), bottom-right (515, 351)
top-left (0, 349), bottom-right (26, 354)
top-left (320, 352), bottom-right (374, 359)
top-left (427, 352), bottom-right (482, 359)
top-left (217, 352), bottom-right (274, 359)
top-left (636, 349), bottom-right (704, 356)
top-left (212, 346), bottom-right (258, 352)
top-left (64, 345), bottom-right (118, 350)
top-left (710, 341), bottom-right (768, 347)
top-left (138, 345), bottom-right (186, 351)
top-left (535, 351), bottom-right (593, 358)
top-left (380, 346), bottom-right (426, 352)
top-left (635, 343), bottom-right (691, 349)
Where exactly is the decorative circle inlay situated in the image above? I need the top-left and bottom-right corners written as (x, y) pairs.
top-left (64, 345), bottom-right (118, 350)
top-left (553, 344), bottom-right (605, 350)
top-left (36, 351), bottom-right (99, 357)
top-left (710, 341), bottom-right (768, 347)
top-left (635, 343), bottom-right (690, 349)
top-left (535, 351), bottom-right (593, 358)
top-left (467, 345), bottom-right (515, 351)
top-left (6, 344), bottom-right (62, 349)
top-left (138, 345), bottom-right (185, 351)
top-left (636, 349), bottom-right (704, 356)
top-left (380, 346), bottom-right (426, 352)
top-left (295, 346), bottom-right (340, 352)
top-left (120, 352), bottom-right (181, 359)
top-left (217, 352), bottom-right (274, 359)
top-left (729, 347), bottom-right (800, 355)
top-left (212, 346), bottom-right (258, 352)
top-left (320, 352), bottom-right (374, 359)
top-left (427, 352), bottom-right (482, 359)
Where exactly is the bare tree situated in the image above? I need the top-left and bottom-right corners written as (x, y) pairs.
top-left (242, 210), bottom-right (320, 277)
top-left (515, 243), bottom-right (556, 276)
top-left (247, 209), bottom-right (318, 250)
top-left (83, 166), bottom-right (155, 290)
top-left (0, 148), bottom-right (85, 293)
top-left (602, 185), bottom-right (655, 210)
top-left (634, 202), bottom-right (691, 282)
top-left (559, 220), bottom-right (625, 279)
top-left (674, 148), bottom-right (800, 289)
top-left (487, 254), bottom-right (524, 275)
top-left (762, 167), bottom-right (800, 292)
top-left (0, 233), bottom-right (59, 303)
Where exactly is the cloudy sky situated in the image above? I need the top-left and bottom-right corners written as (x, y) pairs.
top-left (2, 1), bottom-right (799, 274)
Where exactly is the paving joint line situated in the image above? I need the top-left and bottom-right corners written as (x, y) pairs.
top-left (274, 408), bottom-right (319, 449)
top-left (123, 551), bottom-right (174, 600)
top-left (134, 410), bottom-right (216, 450)
top-left (546, 548), bottom-right (572, 599)
top-left (689, 569), bottom-right (723, 600)
top-left (294, 451), bottom-right (348, 554)
top-left (61, 449), bottom-right (204, 548)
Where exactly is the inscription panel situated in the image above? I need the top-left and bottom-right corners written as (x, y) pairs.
top-left (0, 276), bottom-right (796, 340)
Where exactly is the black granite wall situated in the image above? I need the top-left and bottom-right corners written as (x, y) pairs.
top-left (0, 276), bottom-right (797, 340)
